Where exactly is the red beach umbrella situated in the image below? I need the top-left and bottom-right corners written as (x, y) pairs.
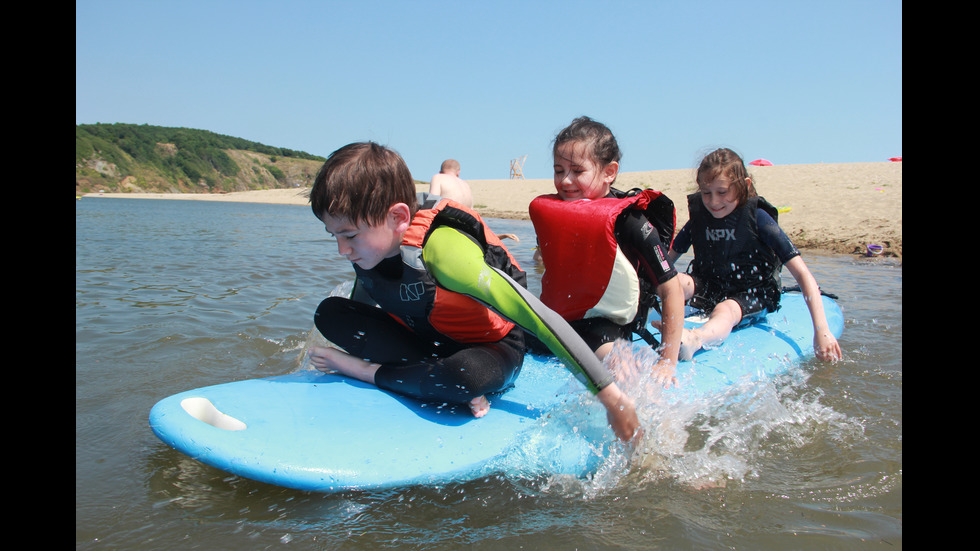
top-left (749, 159), bottom-right (773, 166)
top-left (888, 157), bottom-right (902, 162)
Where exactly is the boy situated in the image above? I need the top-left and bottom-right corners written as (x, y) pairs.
top-left (308, 142), bottom-right (639, 441)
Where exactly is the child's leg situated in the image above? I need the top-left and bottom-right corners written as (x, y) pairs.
top-left (679, 299), bottom-right (743, 360)
top-left (373, 336), bottom-right (524, 411)
top-left (675, 272), bottom-right (696, 301)
top-left (568, 317), bottom-right (632, 361)
top-left (314, 297), bottom-right (435, 363)
top-left (310, 297), bottom-right (426, 385)
top-left (664, 273), bottom-right (743, 360)
top-left (314, 296), bottom-right (524, 416)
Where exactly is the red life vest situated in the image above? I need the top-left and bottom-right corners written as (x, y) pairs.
top-left (354, 196), bottom-right (525, 343)
top-left (529, 189), bottom-right (673, 324)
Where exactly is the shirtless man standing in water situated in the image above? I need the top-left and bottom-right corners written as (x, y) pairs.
top-left (429, 159), bottom-right (474, 207)
top-left (429, 159), bottom-right (519, 241)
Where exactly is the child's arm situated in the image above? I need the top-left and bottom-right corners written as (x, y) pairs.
top-left (783, 256), bottom-right (842, 362)
top-left (653, 276), bottom-right (684, 386)
top-left (424, 225), bottom-right (640, 441)
top-left (617, 210), bottom-right (685, 386)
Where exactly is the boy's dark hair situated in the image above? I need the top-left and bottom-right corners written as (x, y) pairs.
top-left (309, 142), bottom-right (418, 225)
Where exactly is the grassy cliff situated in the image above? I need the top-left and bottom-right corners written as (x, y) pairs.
top-left (76, 123), bottom-right (327, 194)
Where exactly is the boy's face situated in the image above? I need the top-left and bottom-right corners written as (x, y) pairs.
top-left (320, 209), bottom-right (405, 270)
top-left (553, 141), bottom-right (618, 201)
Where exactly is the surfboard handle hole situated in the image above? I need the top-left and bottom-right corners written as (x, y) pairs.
top-left (180, 397), bottom-right (247, 431)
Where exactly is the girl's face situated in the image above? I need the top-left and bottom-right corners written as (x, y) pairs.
top-left (699, 175), bottom-right (744, 219)
top-left (553, 141), bottom-right (618, 201)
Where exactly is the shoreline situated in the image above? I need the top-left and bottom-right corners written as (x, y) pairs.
top-left (82, 161), bottom-right (902, 259)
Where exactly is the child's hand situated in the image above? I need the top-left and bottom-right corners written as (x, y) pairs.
top-left (308, 346), bottom-right (337, 372)
top-left (650, 357), bottom-right (679, 389)
top-left (814, 331), bottom-right (842, 362)
top-left (597, 383), bottom-right (642, 442)
top-left (308, 346), bottom-right (381, 383)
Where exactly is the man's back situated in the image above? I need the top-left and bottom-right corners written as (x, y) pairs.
top-left (429, 172), bottom-right (473, 208)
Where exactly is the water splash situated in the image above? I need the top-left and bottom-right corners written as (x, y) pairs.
top-left (531, 339), bottom-right (855, 497)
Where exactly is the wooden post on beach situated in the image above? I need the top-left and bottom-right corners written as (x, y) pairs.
top-left (510, 155), bottom-right (527, 180)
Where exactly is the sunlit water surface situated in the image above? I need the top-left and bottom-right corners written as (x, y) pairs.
top-left (76, 198), bottom-right (901, 549)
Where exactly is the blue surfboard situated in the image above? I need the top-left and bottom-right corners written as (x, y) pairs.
top-left (149, 292), bottom-right (843, 492)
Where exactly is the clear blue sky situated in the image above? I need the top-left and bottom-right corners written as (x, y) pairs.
top-left (76, 0), bottom-right (902, 181)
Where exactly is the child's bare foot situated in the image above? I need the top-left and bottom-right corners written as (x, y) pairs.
top-left (469, 395), bottom-right (490, 418)
top-left (678, 329), bottom-right (703, 362)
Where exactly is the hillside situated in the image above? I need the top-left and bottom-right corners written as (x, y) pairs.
top-left (75, 123), bottom-right (327, 194)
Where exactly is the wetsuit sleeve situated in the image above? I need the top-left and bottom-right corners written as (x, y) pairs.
top-left (757, 209), bottom-right (800, 263)
top-left (670, 220), bottom-right (693, 254)
top-left (615, 209), bottom-right (678, 284)
top-left (423, 225), bottom-right (614, 394)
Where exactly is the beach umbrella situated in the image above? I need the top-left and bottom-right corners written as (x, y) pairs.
top-left (749, 159), bottom-right (773, 166)
top-left (888, 157), bottom-right (902, 162)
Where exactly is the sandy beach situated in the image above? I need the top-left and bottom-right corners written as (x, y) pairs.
top-left (85, 161), bottom-right (902, 258)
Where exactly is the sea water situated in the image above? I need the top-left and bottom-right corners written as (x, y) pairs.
top-left (76, 197), bottom-right (902, 549)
